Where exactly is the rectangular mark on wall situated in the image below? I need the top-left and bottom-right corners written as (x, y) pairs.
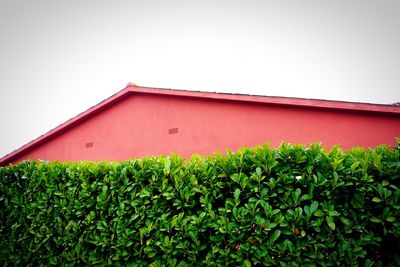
top-left (85, 142), bottom-right (94, 148)
top-left (168, 128), bottom-right (179, 135)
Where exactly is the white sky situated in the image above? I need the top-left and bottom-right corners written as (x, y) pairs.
top-left (1, 0), bottom-right (400, 158)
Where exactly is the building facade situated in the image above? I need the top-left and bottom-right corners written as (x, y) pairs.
top-left (1, 84), bottom-right (400, 165)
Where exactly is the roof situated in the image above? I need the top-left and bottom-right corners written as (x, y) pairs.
top-left (1, 83), bottom-right (400, 165)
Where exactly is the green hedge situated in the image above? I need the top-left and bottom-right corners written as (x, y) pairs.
top-left (1, 142), bottom-right (400, 266)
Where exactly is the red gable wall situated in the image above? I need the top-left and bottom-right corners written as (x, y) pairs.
top-left (7, 89), bottom-right (400, 164)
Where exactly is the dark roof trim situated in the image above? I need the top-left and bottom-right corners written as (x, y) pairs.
top-left (136, 85), bottom-right (400, 114)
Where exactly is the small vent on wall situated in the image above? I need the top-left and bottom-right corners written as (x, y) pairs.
top-left (85, 142), bottom-right (94, 148)
top-left (168, 128), bottom-right (179, 135)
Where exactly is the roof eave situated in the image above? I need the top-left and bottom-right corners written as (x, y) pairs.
top-left (134, 86), bottom-right (400, 115)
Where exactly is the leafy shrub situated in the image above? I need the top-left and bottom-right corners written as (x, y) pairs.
top-left (1, 142), bottom-right (399, 266)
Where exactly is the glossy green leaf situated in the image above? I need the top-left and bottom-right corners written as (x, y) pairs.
top-left (310, 201), bottom-right (319, 214)
top-left (243, 259), bottom-right (252, 267)
top-left (314, 209), bottom-right (325, 217)
top-left (326, 216), bottom-right (336, 230)
top-left (372, 197), bottom-right (382, 203)
top-left (386, 216), bottom-right (396, 222)
top-left (268, 230), bottom-right (281, 245)
top-left (234, 188), bottom-right (241, 200)
top-left (370, 217), bottom-right (382, 223)
top-left (163, 157), bottom-right (171, 176)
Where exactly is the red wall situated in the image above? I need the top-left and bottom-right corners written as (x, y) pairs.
top-left (13, 94), bottom-right (400, 162)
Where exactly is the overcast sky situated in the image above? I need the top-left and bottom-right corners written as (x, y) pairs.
top-left (1, 0), bottom-right (400, 158)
